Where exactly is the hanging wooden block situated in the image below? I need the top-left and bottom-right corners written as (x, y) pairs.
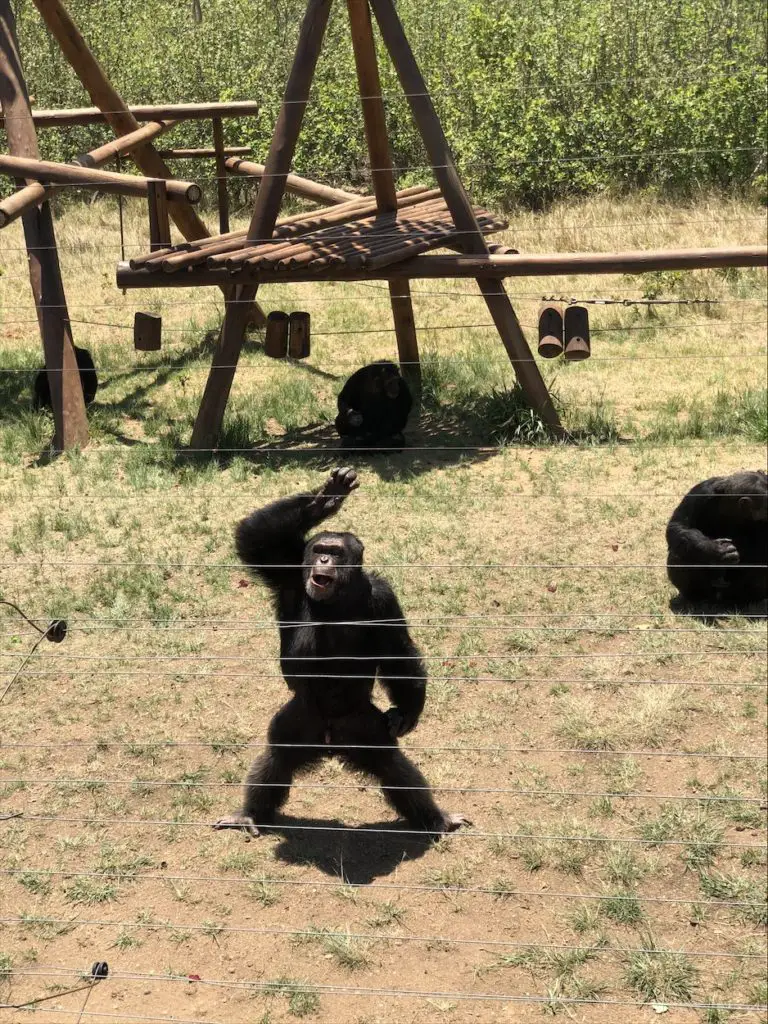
top-left (288, 311), bottom-right (311, 359)
top-left (264, 311), bottom-right (289, 358)
top-left (537, 304), bottom-right (564, 358)
top-left (564, 306), bottom-right (591, 361)
top-left (133, 312), bottom-right (162, 351)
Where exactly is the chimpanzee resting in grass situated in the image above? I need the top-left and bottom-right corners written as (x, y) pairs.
top-left (33, 347), bottom-right (98, 410)
top-left (666, 470), bottom-right (767, 606)
top-left (334, 361), bottom-right (412, 451)
top-left (214, 467), bottom-right (468, 838)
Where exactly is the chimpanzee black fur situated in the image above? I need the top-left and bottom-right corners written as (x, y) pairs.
top-left (33, 347), bottom-right (98, 410)
top-left (666, 470), bottom-right (767, 606)
top-left (214, 468), bottom-right (467, 838)
top-left (334, 361), bottom-right (412, 450)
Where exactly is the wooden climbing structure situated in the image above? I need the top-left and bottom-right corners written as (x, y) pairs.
top-left (119, 0), bottom-right (564, 447)
top-left (119, 0), bottom-right (767, 450)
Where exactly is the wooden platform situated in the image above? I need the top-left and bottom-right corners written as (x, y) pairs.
top-left (124, 186), bottom-right (507, 283)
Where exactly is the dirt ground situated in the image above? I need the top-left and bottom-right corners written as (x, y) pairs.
top-left (0, 196), bottom-right (766, 1023)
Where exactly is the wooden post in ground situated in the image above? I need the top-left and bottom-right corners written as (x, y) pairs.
top-left (0, 0), bottom-right (88, 451)
top-left (370, 0), bottom-right (563, 434)
top-left (346, 0), bottom-right (420, 391)
top-left (190, 0), bottom-right (334, 450)
top-left (147, 180), bottom-right (171, 251)
top-left (211, 117), bottom-right (230, 235)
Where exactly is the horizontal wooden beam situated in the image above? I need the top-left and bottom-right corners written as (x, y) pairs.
top-left (117, 245), bottom-right (768, 289)
top-left (158, 146), bottom-right (250, 160)
top-left (0, 119), bottom-right (177, 228)
top-left (225, 156), bottom-right (358, 206)
top-left (1, 100), bottom-right (260, 129)
top-left (0, 153), bottom-right (201, 202)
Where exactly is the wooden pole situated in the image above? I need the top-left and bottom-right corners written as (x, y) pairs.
top-left (74, 118), bottom-right (176, 167)
top-left (225, 157), bottom-right (357, 206)
top-left (117, 245), bottom-right (768, 288)
top-left (370, 0), bottom-right (562, 434)
top-left (1, 100), bottom-right (261, 129)
top-left (190, 0), bottom-right (334, 451)
top-left (159, 146), bottom-right (250, 160)
top-left (0, 0), bottom-right (88, 451)
top-left (347, 0), bottom-right (420, 389)
top-left (0, 153), bottom-right (202, 201)
top-left (211, 117), bottom-right (230, 235)
top-left (147, 180), bottom-right (171, 251)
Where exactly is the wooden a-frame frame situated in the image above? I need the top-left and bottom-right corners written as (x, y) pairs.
top-left (190, 0), bottom-right (563, 449)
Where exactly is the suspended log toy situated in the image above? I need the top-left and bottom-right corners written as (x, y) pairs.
top-left (264, 312), bottom-right (290, 358)
top-left (564, 306), bottom-right (591, 361)
top-left (537, 305), bottom-right (564, 359)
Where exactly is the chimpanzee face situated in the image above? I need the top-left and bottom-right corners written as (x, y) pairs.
top-left (371, 361), bottom-right (402, 400)
top-left (731, 470), bottom-right (768, 523)
top-left (303, 531), bottom-right (364, 603)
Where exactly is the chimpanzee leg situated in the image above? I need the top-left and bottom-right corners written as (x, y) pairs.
top-left (215, 697), bottom-right (322, 836)
top-left (339, 705), bottom-right (468, 834)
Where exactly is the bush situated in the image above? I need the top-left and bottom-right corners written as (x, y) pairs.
top-left (6, 0), bottom-right (766, 209)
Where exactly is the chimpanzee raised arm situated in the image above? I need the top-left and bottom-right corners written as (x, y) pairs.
top-left (235, 467), bottom-right (360, 594)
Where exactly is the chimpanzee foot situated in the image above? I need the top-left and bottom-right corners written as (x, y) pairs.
top-left (442, 812), bottom-right (472, 833)
top-left (213, 815), bottom-right (261, 839)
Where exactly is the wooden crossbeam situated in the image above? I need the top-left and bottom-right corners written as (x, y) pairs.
top-left (117, 246), bottom-right (768, 289)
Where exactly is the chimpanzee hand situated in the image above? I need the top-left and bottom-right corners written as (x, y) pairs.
top-left (308, 467), bottom-right (360, 523)
top-left (711, 538), bottom-right (740, 564)
top-left (386, 706), bottom-right (419, 739)
top-left (320, 467), bottom-right (360, 498)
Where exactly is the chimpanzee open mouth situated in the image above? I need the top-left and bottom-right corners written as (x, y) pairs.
top-left (310, 570), bottom-right (335, 589)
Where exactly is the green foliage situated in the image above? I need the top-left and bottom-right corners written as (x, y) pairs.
top-left (7, 0), bottom-right (766, 209)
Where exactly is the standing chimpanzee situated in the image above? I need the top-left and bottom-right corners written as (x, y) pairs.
top-left (334, 361), bottom-right (412, 450)
top-left (666, 470), bottom-right (767, 606)
top-left (33, 347), bottom-right (98, 411)
top-left (214, 467), bottom-right (468, 838)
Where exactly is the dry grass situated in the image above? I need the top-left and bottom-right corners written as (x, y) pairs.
top-left (0, 194), bottom-right (765, 1023)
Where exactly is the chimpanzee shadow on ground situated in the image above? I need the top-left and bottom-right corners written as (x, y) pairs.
top-left (265, 814), bottom-right (435, 884)
top-left (669, 593), bottom-right (768, 625)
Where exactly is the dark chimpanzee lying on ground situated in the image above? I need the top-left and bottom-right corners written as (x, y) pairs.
top-left (33, 347), bottom-right (98, 411)
top-left (334, 361), bottom-right (412, 451)
top-left (666, 470), bottom-right (767, 607)
top-left (214, 467), bottom-right (468, 838)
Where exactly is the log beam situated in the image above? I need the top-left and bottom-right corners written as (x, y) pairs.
top-left (2, 100), bottom-right (261, 129)
top-left (116, 246), bottom-right (768, 288)
top-left (0, 152), bottom-right (201, 201)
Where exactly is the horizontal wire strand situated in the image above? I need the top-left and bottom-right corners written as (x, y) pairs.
top-left (2, 778), bottom-right (762, 802)
top-left (0, 741), bottom-right (761, 759)
top-left (2, 971), bottom-right (766, 1014)
top-left (10, 815), bottom-right (766, 847)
